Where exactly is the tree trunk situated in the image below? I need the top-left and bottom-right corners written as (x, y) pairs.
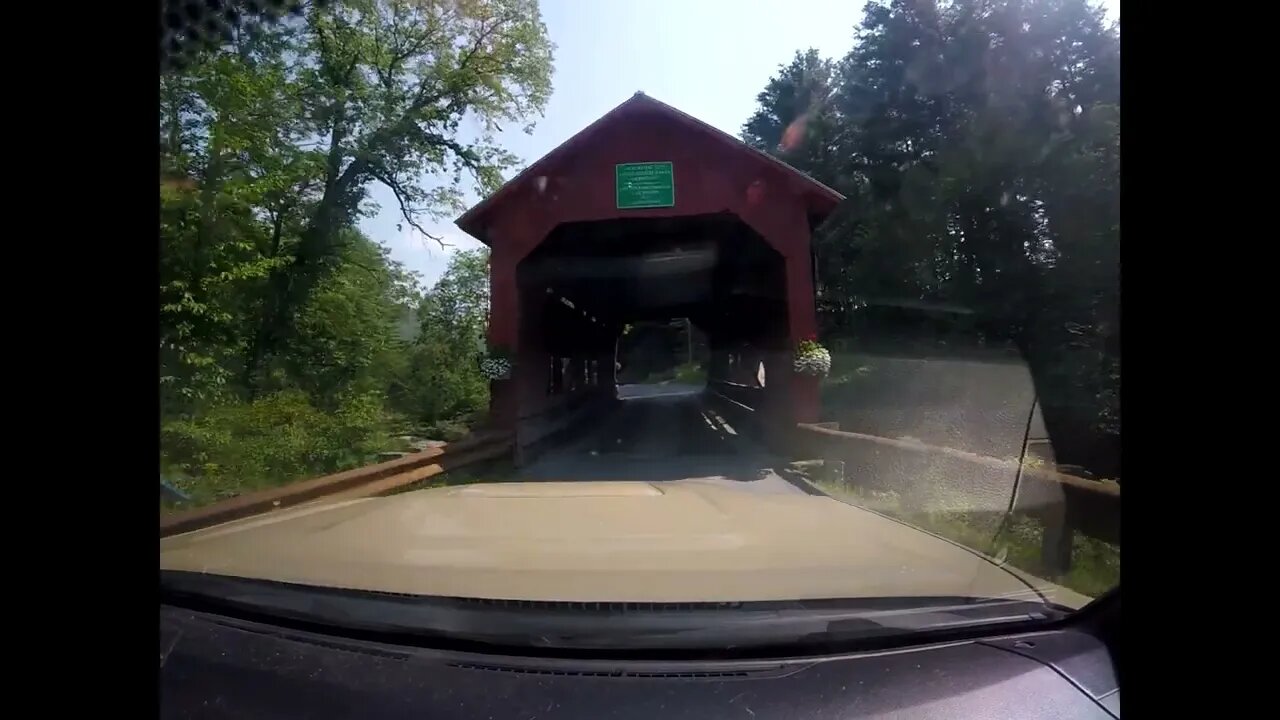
top-left (243, 95), bottom-right (363, 395)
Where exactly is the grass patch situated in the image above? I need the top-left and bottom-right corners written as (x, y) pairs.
top-left (799, 464), bottom-right (1118, 599)
top-left (639, 362), bottom-right (706, 385)
top-left (820, 353), bottom-right (883, 417)
top-left (160, 390), bottom-right (401, 512)
top-left (672, 362), bottom-right (706, 384)
top-left (822, 354), bottom-right (879, 388)
top-left (161, 396), bottom-right (491, 514)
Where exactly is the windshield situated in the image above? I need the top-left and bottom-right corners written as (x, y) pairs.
top-left (160, 0), bottom-right (1119, 648)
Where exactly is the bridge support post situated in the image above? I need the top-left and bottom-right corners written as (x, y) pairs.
top-left (487, 247), bottom-right (519, 431)
top-left (784, 239), bottom-right (820, 425)
top-left (792, 373), bottom-right (821, 424)
top-left (598, 345), bottom-right (618, 399)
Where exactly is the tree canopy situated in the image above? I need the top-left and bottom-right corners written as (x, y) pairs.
top-left (743, 0), bottom-right (1119, 475)
top-left (160, 0), bottom-right (551, 502)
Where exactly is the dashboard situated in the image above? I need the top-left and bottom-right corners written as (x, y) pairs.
top-left (159, 597), bottom-right (1119, 719)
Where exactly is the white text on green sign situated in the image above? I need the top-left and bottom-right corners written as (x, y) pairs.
top-left (616, 162), bottom-right (675, 209)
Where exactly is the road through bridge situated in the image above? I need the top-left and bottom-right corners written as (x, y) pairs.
top-left (517, 383), bottom-right (808, 496)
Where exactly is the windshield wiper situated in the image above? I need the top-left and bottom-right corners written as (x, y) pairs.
top-left (161, 571), bottom-right (1068, 652)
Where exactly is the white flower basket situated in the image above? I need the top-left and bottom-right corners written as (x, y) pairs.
top-left (793, 341), bottom-right (831, 378)
top-left (480, 356), bottom-right (513, 380)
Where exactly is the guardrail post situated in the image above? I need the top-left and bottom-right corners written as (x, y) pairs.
top-left (823, 458), bottom-right (845, 487)
top-left (1040, 511), bottom-right (1075, 577)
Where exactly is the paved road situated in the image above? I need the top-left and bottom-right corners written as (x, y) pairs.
top-left (517, 383), bottom-right (807, 495)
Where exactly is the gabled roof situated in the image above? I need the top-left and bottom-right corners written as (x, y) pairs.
top-left (455, 92), bottom-right (845, 243)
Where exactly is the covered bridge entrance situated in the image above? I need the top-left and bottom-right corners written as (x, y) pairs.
top-left (456, 93), bottom-right (843, 460)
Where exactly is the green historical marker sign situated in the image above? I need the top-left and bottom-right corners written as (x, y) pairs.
top-left (615, 162), bottom-right (674, 209)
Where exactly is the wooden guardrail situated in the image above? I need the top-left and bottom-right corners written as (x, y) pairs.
top-left (160, 429), bottom-right (513, 538)
top-left (703, 386), bottom-right (1117, 575)
top-left (790, 423), bottom-right (1118, 575)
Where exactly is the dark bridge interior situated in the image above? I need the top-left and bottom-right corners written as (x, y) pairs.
top-left (519, 213), bottom-right (786, 340)
top-left (510, 213), bottom-right (795, 462)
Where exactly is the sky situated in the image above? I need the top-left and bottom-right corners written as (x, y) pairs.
top-left (362, 0), bottom-right (1119, 290)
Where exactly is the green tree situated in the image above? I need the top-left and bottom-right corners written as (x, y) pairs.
top-left (284, 227), bottom-right (421, 407)
top-left (248, 0), bottom-right (554, 388)
top-left (160, 10), bottom-right (326, 410)
top-left (742, 49), bottom-right (840, 181)
top-left (391, 249), bottom-right (492, 426)
top-left (160, 0), bottom-right (552, 401)
top-left (160, 2), bottom-right (550, 502)
top-left (742, 0), bottom-right (1120, 475)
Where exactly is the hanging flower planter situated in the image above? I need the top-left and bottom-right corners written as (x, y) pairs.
top-left (793, 338), bottom-right (831, 378)
top-left (480, 347), bottom-right (514, 380)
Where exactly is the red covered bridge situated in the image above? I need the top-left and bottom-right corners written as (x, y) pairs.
top-left (456, 92), bottom-right (843, 460)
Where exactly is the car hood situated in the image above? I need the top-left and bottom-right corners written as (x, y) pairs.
top-left (160, 480), bottom-right (1084, 607)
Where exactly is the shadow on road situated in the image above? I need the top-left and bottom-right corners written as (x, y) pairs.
top-left (517, 384), bottom-right (807, 494)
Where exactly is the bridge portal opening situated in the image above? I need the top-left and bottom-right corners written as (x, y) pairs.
top-left (613, 319), bottom-right (706, 386)
top-left (511, 214), bottom-right (791, 454)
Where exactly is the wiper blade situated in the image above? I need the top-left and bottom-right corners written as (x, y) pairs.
top-left (161, 570), bottom-right (1066, 652)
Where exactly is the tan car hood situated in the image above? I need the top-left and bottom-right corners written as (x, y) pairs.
top-left (161, 480), bottom-right (1085, 607)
